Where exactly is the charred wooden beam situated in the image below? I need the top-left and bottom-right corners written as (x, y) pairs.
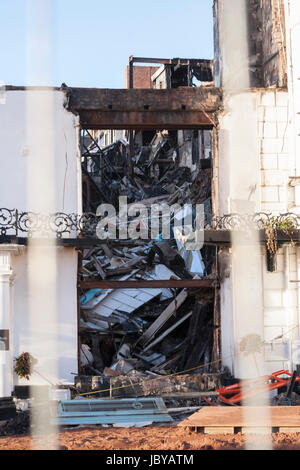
top-left (78, 279), bottom-right (215, 289)
top-left (66, 87), bottom-right (222, 129)
top-left (78, 110), bottom-right (215, 130)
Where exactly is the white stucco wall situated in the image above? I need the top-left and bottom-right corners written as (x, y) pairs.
top-left (11, 248), bottom-right (78, 385)
top-left (0, 89), bottom-right (81, 214)
top-left (258, 90), bottom-right (290, 213)
top-left (257, 87), bottom-right (300, 373)
top-left (217, 90), bottom-right (263, 378)
top-left (263, 245), bottom-right (300, 374)
top-left (0, 89), bottom-right (81, 389)
top-left (218, 88), bottom-right (300, 377)
top-left (258, 89), bottom-right (300, 374)
top-left (285, 0), bottom-right (300, 207)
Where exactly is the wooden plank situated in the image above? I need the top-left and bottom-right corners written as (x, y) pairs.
top-left (79, 110), bottom-right (215, 130)
top-left (92, 255), bottom-right (106, 279)
top-left (204, 426), bottom-right (235, 435)
top-left (279, 427), bottom-right (300, 433)
top-left (178, 407), bottom-right (300, 428)
top-left (143, 311), bottom-right (192, 352)
top-left (241, 427), bottom-right (272, 435)
top-left (137, 289), bottom-right (188, 347)
top-left (79, 279), bottom-right (215, 289)
top-left (161, 392), bottom-right (218, 398)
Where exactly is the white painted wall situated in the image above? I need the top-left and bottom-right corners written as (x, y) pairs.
top-left (258, 90), bottom-right (290, 213)
top-left (285, 0), bottom-right (300, 207)
top-left (0, 89), bottom-right (81, 215)
top-left (263, 245), bottom-right (300, 374)
top-left (217, 90), bottom-right (263, 379)
top-left (257, 87), bottom-right (300, 373)
top-left (0, 89), bottom-right (81, 389)
top-left (218, 88), bottom-right (300, 377)
top-left (219, 248), bottom-right (235, 373)
top-left (11, 248), bottom-right (78, 385)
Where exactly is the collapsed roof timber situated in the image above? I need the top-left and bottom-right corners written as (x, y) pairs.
top-left (77, 60), bottom-right (220, 385)
top-left (79, 133), bottom-right (217, 379)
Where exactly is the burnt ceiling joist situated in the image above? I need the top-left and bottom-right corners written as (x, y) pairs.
top-left (66, 87), bottom-right (222, 130)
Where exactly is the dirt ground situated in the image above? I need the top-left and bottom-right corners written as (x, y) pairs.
top-left (1, 424), bottom-right (300, 450)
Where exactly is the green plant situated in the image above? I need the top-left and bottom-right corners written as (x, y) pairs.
top-left (262, 216), bottom-right (296, 255)
top-left (263, 216), bottom-right (296, 231)
top-left (14, 352), bottom-right (37, 380)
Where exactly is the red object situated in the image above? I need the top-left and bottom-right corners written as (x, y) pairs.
top-left (215, 370), bottom-right (300, 405)
top-left (202, 396), bottom-right (217, 406)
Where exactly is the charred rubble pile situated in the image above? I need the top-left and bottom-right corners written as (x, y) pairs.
top-left (79, 242), bottom-right (216, 376)
top-left (78, 128), bottom-right (220, 393)
top-left (82, 129), bottom-right (213, 212)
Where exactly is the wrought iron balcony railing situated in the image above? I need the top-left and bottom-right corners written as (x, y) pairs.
top-left (0, 208), bottom-right (300, 239)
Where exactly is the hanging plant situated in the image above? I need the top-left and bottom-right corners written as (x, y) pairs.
top-left (265, 224), bottom-right (277, 256)
top-left (263, 215), bottom-right (296, 254)
top-left (262, 216), bottom-right (296, 272)
top-left (14, 352), bottom-right (37, 380)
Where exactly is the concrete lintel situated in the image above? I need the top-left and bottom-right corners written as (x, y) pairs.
top-left (0, 244), bottom-right (25, 256)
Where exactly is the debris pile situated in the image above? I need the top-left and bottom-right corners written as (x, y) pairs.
top-left (79, 126), bottom-right (218, 388)
top-left (82, 129), bottom-right (212, 213)
top-left (272, 392), bottom-right (300, 406)
top-left (79, 239), bottom-right (216, 377)
top-left (0, 411), bottom-right (30, 436)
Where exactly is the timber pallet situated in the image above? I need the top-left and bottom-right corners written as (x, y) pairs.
top-left (178, 406), bottom-right (300, 434)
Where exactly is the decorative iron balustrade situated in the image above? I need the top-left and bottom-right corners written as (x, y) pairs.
top-left (0, 209), bottom-right (97, 238)
top-left (210, 212), bottom-right (300, 231)
top-left (0, 209), bottom-right (300, 239)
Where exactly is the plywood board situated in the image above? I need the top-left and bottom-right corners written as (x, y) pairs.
top-left (137, 290), bottom-right (188, 347)
top-left (179, 407), bottom-right (300, 428)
